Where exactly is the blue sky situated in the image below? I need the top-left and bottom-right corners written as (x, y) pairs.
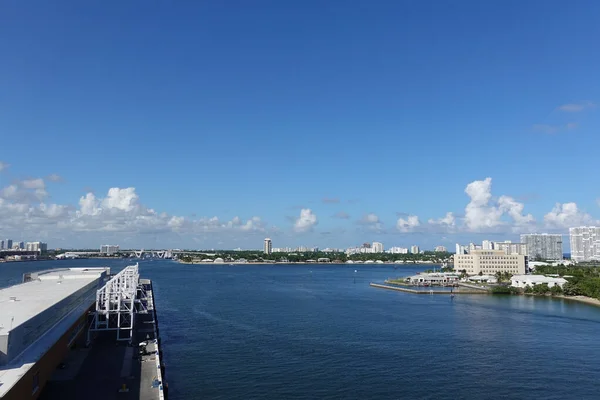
top-left (1, 1), bottom-right (599, 250)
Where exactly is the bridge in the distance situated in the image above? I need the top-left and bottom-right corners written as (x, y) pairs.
top-left (130, 249), bottom-right (175, 259)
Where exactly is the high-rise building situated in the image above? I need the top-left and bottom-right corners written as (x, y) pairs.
top-left (26, 242), bottom-right (47, 252)
top-left (454, 249), bottom-right (526, 276)
top-left (388, 247), bottom-right (409, 254)
top-left (520, 234), bottom-right (563, 261)
top-left (482, 240), bottom-right (493, 250)
top-left (0, 240), bottom-right (4, 250)
top-left (493, 241), bottom-right (527, 256)
top-left (569, 227), bottom-right (600, 262)
top-left (100, 245), bottom-right (120, 255)
top-left (434, 245), bottom-right (447, 252)
top-left (410, 245), bottom-right (420, 254)
top-left (372, 242), bottom-right (384, 253)
top-left (5, 239), bottom-right (13, 250)
top-left (264, 238), bottom-right (272, 255)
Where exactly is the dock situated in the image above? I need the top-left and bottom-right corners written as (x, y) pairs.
top-left (39, 270), bottom-right (167, 400)
top-left (370, 282), bottom-right (489, 294)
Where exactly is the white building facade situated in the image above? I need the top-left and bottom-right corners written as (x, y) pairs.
top-left (454, 249), bottom-right (526, 276)
top-left (263, 238), bottom-right (272, 255)
top-left (520, 233), bottom-right (563, 261)
top-left (569, 226), bottom-right (600, 262)
top-left (511, 275), bottom-right (567, 289)
top-left (100, 245), bottom-right (120, 255)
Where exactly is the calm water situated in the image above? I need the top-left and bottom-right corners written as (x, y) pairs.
top-left (3, 259), bottom-right (600, 399)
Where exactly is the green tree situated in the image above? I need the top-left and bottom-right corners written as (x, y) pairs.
top-left (533, 283), bottom-right (550, 295)
top-left (550, 285), bottom-right (563, 296)
top-left (524, 285), bottom-right (533, 294)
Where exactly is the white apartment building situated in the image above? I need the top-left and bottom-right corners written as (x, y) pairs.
top-left (520, 234), bottom-right (563, 261)
top-left (387, 247), bottom-right (409, 254)
top-left (410, 245), bottom-right (420, 254)
top-left (569, 226), bottom-right (600, 262)
top-left (454, 249), bottom-right (526, 276)
top-left (263, 238), bottom-right (272, 255)
top-left (482, 240), bottom-right (493, 250)
top-left (25, 241), bottom-right (48, 252)
top-left (493, 241), bottom-right (527, 256)
top-left (434, 245), bottom-right (447, 252)
top-left (372, 242), bottom-right (384, 253)
top-left (100, 244), bottom-right (120, 255)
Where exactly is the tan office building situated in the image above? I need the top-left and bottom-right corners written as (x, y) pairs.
top-left (454, 249), bottom-right (526, 276)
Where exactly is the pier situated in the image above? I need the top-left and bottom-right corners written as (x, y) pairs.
top-left (370, 282), bottom-right (489, 295)
top-left (39, 265), bottom-right (167, 400)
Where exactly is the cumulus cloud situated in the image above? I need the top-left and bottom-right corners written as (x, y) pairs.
top-left (556, 101), bottom-right (596, 112)
top-left (463, 177), bottom-right (534, 232)
top-left (428, 212), bottom-right (456, 227)
top-left (0, 178), bottom-right (48, 203)
top-left (544, 202), bottom-right (596, 229)
top-left (359, 213), bottom-right (383, 232)
top-left (294, 208), bottom-right (317, 232)
top-left (396, 215), bottom-right (420, 232)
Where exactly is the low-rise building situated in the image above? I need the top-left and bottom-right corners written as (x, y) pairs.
top-left (405, 272), bottom-right (460, 285)
top-left (454, 249), bottom-right (526, 276)
top-left (510, 275), bottom-right (567, 289)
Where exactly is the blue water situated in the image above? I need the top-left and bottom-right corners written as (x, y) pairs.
top-left (3, 259), bottom-right (600, 399)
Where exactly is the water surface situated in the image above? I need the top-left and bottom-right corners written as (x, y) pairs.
top-left (2, 260), bottom-right (599, 399)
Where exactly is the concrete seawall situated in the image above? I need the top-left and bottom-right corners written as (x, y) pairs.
top-left (370, 283), bottom-right (488, 295)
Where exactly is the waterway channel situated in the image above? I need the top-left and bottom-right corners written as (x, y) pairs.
top-left (2, 259), bottom-right (599, 399)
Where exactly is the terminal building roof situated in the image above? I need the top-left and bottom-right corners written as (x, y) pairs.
top-left (0, 268), bottom-right (109, 335)
top-left (0, 267), bottom-right (109, 398)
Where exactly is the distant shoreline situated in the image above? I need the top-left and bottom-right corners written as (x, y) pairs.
top-left (178, 261), bottom-right (440, 266)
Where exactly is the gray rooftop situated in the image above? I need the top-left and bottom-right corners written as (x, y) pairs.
top-left (0, 268), bottom-right (109, 334)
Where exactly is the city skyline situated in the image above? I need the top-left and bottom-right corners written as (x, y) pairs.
top-left (1, 2), bottom-right (600, 249)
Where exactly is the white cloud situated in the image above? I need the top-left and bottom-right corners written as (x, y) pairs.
top-left (428, 212), bottom-right (456, 227)
top-left (544, 202), bottom-right (596, 229)
top-left (0, 161), bottom-right (9, 172)
top-left (0, 178), bottom-right (48, 203)
top-left (359, 213), bottom-right (383, 232)
top-left (294, 208), bottom-right (317, 233)
top-left (463, 177), bottom-right (533, 232)
top-left (556, 101), bottom-right (596, 112)
top-left (396, 215), bottom-right (420, 232)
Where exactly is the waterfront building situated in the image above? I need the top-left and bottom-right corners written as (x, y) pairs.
top-left (434, 245), bottom-right (447, 252)
top-left (569, 226), bottom-right (600, 262)
top-left (0, 240), bottom-right (3, 250)
top-left (264, 238), bottom-right (272, 255)
top-left (100, 244), bottom-right (120, 255)
top-left (410, 245), bottom-right (420, 254)
top-left (520, 233), bottom-right (563, 261)
top-left (372, 242), bottom-right (384, 253)
top-left (5, 239), bottom-right (13, 250)
top-left (482, 240), bottom-right (493, 250)
top-left (0, 267), bottom-right (109, 399)
top-left (511, 275), bottom-right (567, 289)
top-left (454, 249), bottom-right (526, 276)
top-left (387, 247), bottom-right (409, 254)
